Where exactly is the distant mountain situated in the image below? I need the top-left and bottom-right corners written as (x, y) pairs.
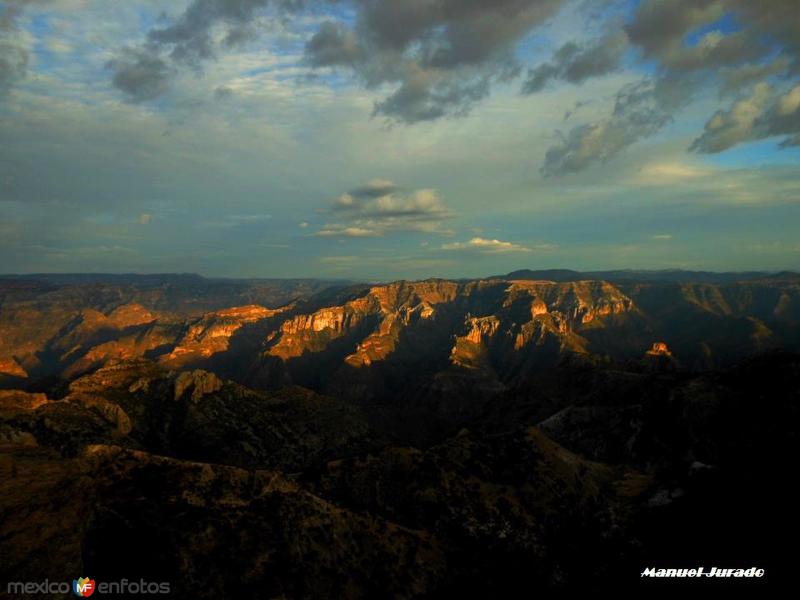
top-left (499, 268), bottom-right (800, 284)
top-left (0, 272), bottom-right (209, 286)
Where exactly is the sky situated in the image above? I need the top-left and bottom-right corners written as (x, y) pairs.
top-left (0, 0), bottom-right (799, 280)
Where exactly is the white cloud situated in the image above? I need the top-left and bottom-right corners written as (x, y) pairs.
top-left (632, 161), bottom-right (715, 185)
top-left (315, 183), bottom-right (454, 238)
top-left (333, 193), bottom-right (358, 209)
top-left (314, 225), bottom-right (379, 238)
top-left (320, 255), bottom-right (358, 263)
top-left (442, 237), bottom-right (533, 254)
top-left (200, 213), bottom-right (273, 228)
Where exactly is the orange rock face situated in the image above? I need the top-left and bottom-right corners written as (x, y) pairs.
top-left (262, 279), bottom-right (638, 377)
top-left (0, 357), bottom-right (27, 378)
top-left (161, 305), bottom-right (286, 368)
top-left (106, 303), bottom-right (157, 328)
top-left (646, 342), bottom-right (672, 356)
top-left (0, 390), bottom-right (49, 413)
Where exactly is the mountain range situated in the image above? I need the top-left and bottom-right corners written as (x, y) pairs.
top-left (1, 271), bottom-right (797, 595)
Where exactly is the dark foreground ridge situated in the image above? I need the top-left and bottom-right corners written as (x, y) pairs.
top-left (1, 272), bottom-right (798, 596)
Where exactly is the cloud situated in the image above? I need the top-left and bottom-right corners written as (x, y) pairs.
top-left (542, 78), bottom-right (674, 176)
top-left (370, 189), bottom-right (451, 219)
top-left (214, 85), bottom-right (234, 100)
top-left (333, 193), bottom-right (358, 211)
top-left (690, 83), bottom-right (800, 152)
top-left (652, 234), bottom-right (673, 240)
top-left (105, 0), bottom-right (800, 149)
top-left (625, 0), bottom-right (722, 60)
top-left (111, 0), bottom-right (566, 119)
top-left (0, 0), bottom-right (34, 97)
top-left (305, 21), bottom-right (362, 68)
top-left (106, 0), bottom-right (290, 101)
top-left (522, 31), bottom-right (628, 94)
top-left (442, 237), bottom-right (533, 254)
top-left (724, 0), bottom-right (800, 72)
top-left (631, 161), bottom-right (716, 185)
top-left (540, 0), bottom-right (800, 175)
top-left (305, 0), bottom-right (568, 122)
top-left (201, 213), bottom-right (274, 228)
top-left (0, 39), bottom-right (28, 97)
top-left (315, 182), bottom-right (454, 237)
top-left (344, 179), bottom-right (399, 201)
top-left (763, 85), bottom-right (800, 146)
top-left (625, 0), bottom-right (765, 72)
top-left (314, 225), bottom-right (379, 238)
top-left (371, 65), bottom-right (494, 123)
top-left (225, 213), bottom-right (272, 222)
top-left (319, 255), bottom-right (358, 264)
top-left (145, 0), bottom-right (277, 65)
top-left (690, 83), bottom-right (772, 153)
top-left (719, 58), bottom-right (792, 96)
top-left (107, 48), bottom-right (175, 102)
top-left (355, 0), bottom-right (561, 69)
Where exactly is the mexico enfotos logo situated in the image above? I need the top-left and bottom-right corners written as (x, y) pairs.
top-left (5, 577), bottom-right (171, 596)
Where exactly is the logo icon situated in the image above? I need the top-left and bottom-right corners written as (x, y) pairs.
top-left (72, 577), bottom-right (95, 597)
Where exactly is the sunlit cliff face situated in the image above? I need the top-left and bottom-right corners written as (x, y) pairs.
top-left (3, 274), bottom-right (798, 393)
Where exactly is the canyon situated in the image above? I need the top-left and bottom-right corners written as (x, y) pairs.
top-left (0, 271), bottom-right (797, 595)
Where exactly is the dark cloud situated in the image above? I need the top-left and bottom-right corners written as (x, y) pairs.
top-left (114, 0), bottom-right (566, 117)
top-left (760, 84), bottom-right (800, 139)
top-left (305, 0), bottom-right (567, 122)
top-left (147, 0), bottom-right (273, 65)
top-left (542, 78), bottom-right (674, 176)
top-left (562, 99), bottom-right (591, 121)
top-left (353, 0), bottom-right (563, 69)
top-left (689, 83), bottom-right (771, 153)
top-left (332, 179), bottom-right (399, 211)
top-left (726, 0), bottom-right (800, 72)
top-left (626, 0), bottom-right (723, 63)
top-left (105, 0), bottom-right (800, 150)
top-left (305, 20), bottom-right (363, 68)
top-left (625, 0), bottom-right (800, 73)
top-left (373, 67), bottom-right (493, 123)
top-left (0, 0), bottom-right (39, 97)
top-left (779, 134), bottom-right (800, 148)
top-left (690, 83), bottom-right (800, 152)
top-left (0, 40), bottom-right (28, 96)
top-left (107, 48), bottom-right (174, 102)
top-left (214, 85), bottom-right (234, 100)
top-left (334, 0), bottom-right (568, 121)
top-left (108, 0), bottom-right (299, 101)
top-left (541, 0), bottom-right (800, 175)
top-left (348, 179), bottom-right (399, 199)
top-left (522, 31), bottom-right (627, 94)
top-left (720, 58), bottom-right (791, 96)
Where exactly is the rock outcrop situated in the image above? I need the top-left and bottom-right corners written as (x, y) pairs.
top-left (646, 342), bottom-right (672, 356)
top-left (162, 305), bottom-right (286, 368)
top-left (174, 370), bottom-right (224, 403)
